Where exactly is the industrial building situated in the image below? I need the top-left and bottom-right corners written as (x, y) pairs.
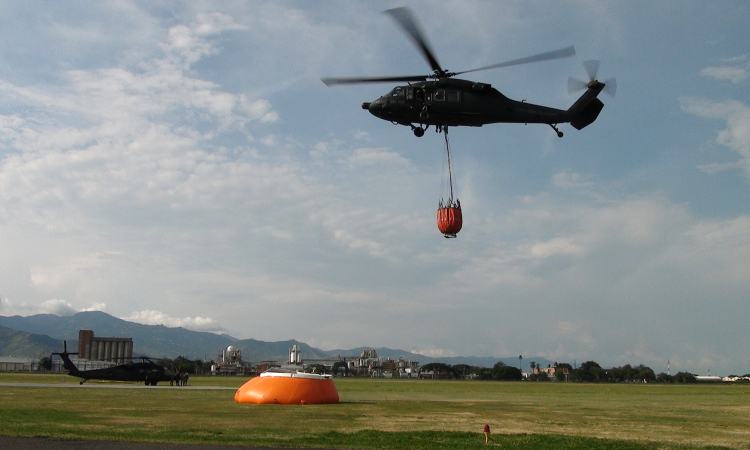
top-left (78, 329), bottom-right (133, 362)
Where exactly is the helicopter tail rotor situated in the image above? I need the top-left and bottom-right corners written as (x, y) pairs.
top-left (568, 60), bottom-right (616, 97)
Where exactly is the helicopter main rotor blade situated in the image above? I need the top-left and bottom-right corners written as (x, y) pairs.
top-left (322, 75), bottom-right (429, 86)
top-left (456, 45), bottom-right (576, 76)
top-left (383, 7), bottom-right (443, 74)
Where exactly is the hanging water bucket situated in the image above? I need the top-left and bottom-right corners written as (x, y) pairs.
top-left (437, 201), bottom-right (462, 238)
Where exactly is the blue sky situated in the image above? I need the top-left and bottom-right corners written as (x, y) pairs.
top-left (0, 1), bottom-right (748, 375)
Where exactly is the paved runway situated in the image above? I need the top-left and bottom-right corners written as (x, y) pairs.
top-left (0, 436), bottom-right (314, 450)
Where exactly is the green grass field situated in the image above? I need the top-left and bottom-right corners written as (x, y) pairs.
top-left (1, 373), bottom-right (748, 450)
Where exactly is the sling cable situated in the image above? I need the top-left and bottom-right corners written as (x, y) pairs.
top-left (437, 127), bottom-right (462, 238)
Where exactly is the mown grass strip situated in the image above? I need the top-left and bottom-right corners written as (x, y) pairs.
top-left (1, 374), bottom-right (748, 450)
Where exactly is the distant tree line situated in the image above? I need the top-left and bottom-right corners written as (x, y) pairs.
top-left (155, 356), bottom-right (211, 375)
top-left (417, 360), bottom-right (705, 383)
top-left (561, 361), bottom-right (697, 383)
top-left (421, 362), bottom-right (523, 381)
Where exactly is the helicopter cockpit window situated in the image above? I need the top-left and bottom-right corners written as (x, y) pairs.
top-left (434, 90), bottom-right (445, 101)
top-left (390, 87), bottom-right (405, 97)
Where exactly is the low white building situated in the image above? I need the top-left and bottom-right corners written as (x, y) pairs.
top-left (0, 356), bottom-right (38, 372)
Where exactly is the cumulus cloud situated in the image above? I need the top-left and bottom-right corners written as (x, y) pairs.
top-left (412, 345), bottom-right (458, 358)
top-left (161, 12), bottom-right (246, 69)
top-left (0, 298), bottom-right (105, 316)
top-left (122, 309), bottom-right (224, 333)
top-left (348, 147), bottom-right (411, 167)
top-left (2, 3), bottom-right (750, 376)
top-left (552, 171), bottom-right (594, 190)
top-left (699, 56), bottom-right (750, 84)
top-left (680, 97), bottom-right (750, 180)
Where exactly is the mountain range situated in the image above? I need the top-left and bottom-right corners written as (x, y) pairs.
top-left (0, 311), bottom-right (551, 370)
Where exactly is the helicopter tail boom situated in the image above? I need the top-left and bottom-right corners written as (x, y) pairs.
top-left (567, 83), bottom-right (605, 130)
top-left (569, 97), bottom-right (604, 130)
top-left (51, 341), bottom-right (81, 375)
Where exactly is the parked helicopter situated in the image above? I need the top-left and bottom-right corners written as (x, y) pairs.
top-left (52, 341), bottom-right (173, 386)
top-left (322, 7), bottom-right (616, 137)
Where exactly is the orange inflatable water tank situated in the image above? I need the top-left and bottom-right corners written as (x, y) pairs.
top-left (234, 370), bottom-right (339, 405)
top-left (437, 205), bottom-right (462, 237)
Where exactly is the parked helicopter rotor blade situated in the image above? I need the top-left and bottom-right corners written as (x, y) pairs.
top-left (583, 60), bottom-right (600, 81)
top-left (322, 75), bottom-right (429, 86)
top-left (456, 46), bottom-right (576, 76)
top-left (383, 7), bottom-right (443, 74)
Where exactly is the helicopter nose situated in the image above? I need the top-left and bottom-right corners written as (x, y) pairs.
top-left (367, 98), bottom-right (385, 115)
top-left (361, 102), bottom-right (371, 109)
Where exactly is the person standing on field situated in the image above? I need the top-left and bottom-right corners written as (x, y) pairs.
top-left (484, 424), bottom-right (491, 444)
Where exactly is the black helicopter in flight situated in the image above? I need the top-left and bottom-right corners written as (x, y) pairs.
top-left (52, 341), bottom-right (173, 386)
top-left (322, 7), bottom-right (615, 137)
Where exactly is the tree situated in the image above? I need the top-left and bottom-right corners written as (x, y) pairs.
top-left (453, 364), bottom-right (473, 378)
top-left (519, 355), bottom-right (523, 370)
top-left (554, 363), bottom-right (572, 381)
top-left (636, 365), bottom-right (656, 382)
top-left (492, 362), bottom-right (522, 381)
top-left (529, 370), bottom-right (550, 381)
top-left (421, 363), bottom-right (456, 379)
top-left (656, 372), bottom-right (673, 383)
top-left (673, 372), bottom-right (696, 383)
top-left (580, 361), bottom-right (605, 381)
top-left (332, 361), bottom-right (349, 377)
top-left (38, 356), bottom-right (52, 372)
top-left (305, 364), bottom-right (328, 374)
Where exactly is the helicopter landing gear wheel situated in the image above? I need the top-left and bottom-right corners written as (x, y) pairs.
top-left (549, 123), bottom-right (563, 138)
top-left (410, 124), bottom-right (426, 137)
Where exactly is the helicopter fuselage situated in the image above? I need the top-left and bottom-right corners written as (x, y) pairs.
top-left (69, 361), bottom-right (174, 384)
top-left (53, 342), bottom-right (174, 385)
top-left (362, 78), bottom-right (604, 137)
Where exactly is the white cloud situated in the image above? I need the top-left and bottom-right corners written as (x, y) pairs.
top-left (699, 56), bottom-right (750, 84)
top-left (122, 309), bottom-right (223, 333)
top-left (680, 97), bottom-right (750, 181)
top-left (38, 299), bottom-right (77, 316)
top-left (0, 298), bottom-right (105, 317)
top-left (348, 147), bottom-right (411, 167)
top-left (412, 345), bottom-right (458, 358)
top-left (162, 12), bottom-right (246, 69)
top-left (552, 171), bottom-right (594, 189)
top-left (1, 2), bottom-right (750, 376)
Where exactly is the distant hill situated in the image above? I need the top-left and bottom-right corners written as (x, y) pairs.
top-left (0, 312), bottom-right (338, 361)
top-left (0, 325), bottom-right (64, 359)
top-left (0, 311), bottom-right (236, 358)
top-left (232, 339), bottom-right (330, 361)
top-left (327, 346), bottom-right (551, 371)
top-left (0, 312), bottom-right (551, 369)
